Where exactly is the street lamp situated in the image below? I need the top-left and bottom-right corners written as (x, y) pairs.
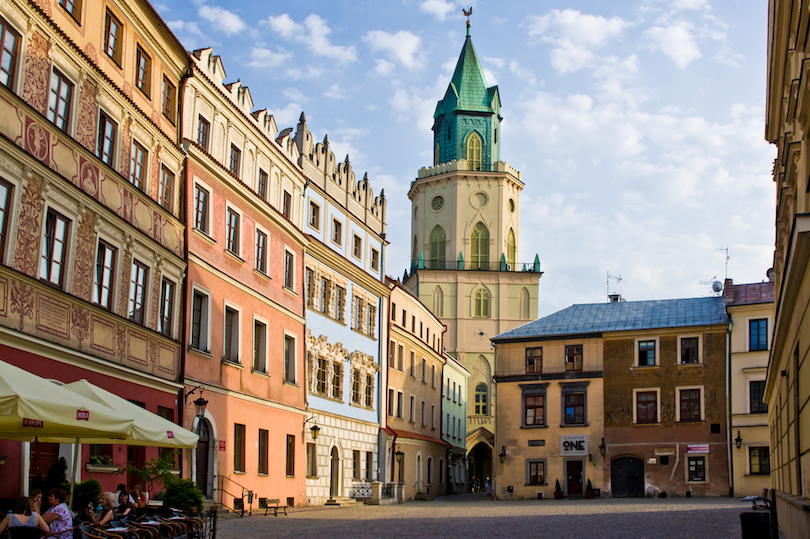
top-left (304, 416), bottom-right (320, 440)
top-left (735, 431), bottom-right (743, 450)
top-left (395, 446), bottom-right (404, 465)
top-left (193, 396), bottom-right (208, 419)
top-left (498, 446), bottom-right (507, 464)
top-left (599, 438), bottom-right (606, 457)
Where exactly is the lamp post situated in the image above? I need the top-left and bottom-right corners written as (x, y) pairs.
top-left (498, 446), bottom-right (507, 464)
top-left (599, 438), bottom-right (606, 457)
top-left (735, 431), bottom-right (743, 450)
top-left (193, 396), bottom-right (208, 419)
top-left (304, 416), bottom-right (320, 440)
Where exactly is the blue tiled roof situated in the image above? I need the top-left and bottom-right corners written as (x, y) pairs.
top-left (494, 297), bottom-right (728, 341)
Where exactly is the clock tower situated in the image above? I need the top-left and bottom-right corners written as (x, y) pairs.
top-left (403, 23), bottom-right (542, 483)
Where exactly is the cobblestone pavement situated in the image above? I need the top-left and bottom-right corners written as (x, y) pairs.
top-left (216, 494), bottom-right (745, 539)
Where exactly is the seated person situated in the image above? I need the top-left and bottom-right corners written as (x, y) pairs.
top-left (0, 497), bottom-right (50, 535)
top-left (43, 489), bottom-right (72, 539)
top-left (115, 491), bottom-right (132, 517)
top-left (88, 493), bottom-right (115, 527)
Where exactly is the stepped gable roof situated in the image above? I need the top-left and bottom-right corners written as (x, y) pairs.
top-left (435, 33), bottom-right (499, 117)
top-left (494, 297), bottom-right (729, 341)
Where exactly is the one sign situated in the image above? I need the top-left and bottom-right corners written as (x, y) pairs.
top-left (167, 431), bottom-right (174, 439)
top-left (218, 440), bottom-right (226, 451)
top-left (655, 448), bottom-right (676, 456)
top-left (23, 418), bottom-right (43, 428)
top-left (560, 434), bottom-right (588, 456)
top-left (687, 444), bottom-right (709, 453)
top-left (76, 410), bottom-right (90, 421)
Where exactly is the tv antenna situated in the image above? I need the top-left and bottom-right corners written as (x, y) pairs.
top-left (699, 276), bottom-right (723, 296)
top-left (607, 272), bottom-right (622, 301)
top-left (717, 247), bottom-right (729, 281)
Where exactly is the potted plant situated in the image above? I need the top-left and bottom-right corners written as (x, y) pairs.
top-left (554, 479), bottom-right (564, 499)
top-left (585, 479), bottom-right (595, 499)
top-left (86, 455), bottom-right (119, 473)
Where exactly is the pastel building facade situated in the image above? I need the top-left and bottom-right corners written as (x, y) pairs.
top-left (0, 0), bottom-right (188, 497)
top-left (181, 48), bottom-right (308, 507)
top-left (442, 353), bottom-right (470, 492)
top-left (293, 114), bottom-right (388, 506)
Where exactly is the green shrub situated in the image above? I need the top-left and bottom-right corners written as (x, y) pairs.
top-left (586, 479), bottom-right (593, 491)
top-left (162, 478), bottom-right (203, 513)
top-left (72, 479), bottom-right (102, 512)
top-left (555, 479), bottom-right (562, 492)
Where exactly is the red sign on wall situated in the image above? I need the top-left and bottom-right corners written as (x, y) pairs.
top-left (76, 410), bottom-right (90, 421)
top-left (218, 441), bottom-right (226, 451)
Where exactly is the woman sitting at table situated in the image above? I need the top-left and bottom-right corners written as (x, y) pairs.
top-left (131, 485), bottom-right (147, 509)
top-left (0, 497), bottom-right (50, 535)
top-left (89, 492), bottom-right (115, 527)
top-left (28, 490), bottom-right (42, 516)
top-left (43, 489), bottom-right (73, 539)
top-left (115, 491), bottom-right (132, 517)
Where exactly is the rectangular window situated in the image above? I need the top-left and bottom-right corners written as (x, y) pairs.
top-left (229, 144), bottom-right (241, 177)
top-left (307, 443), bottom-right (317, 477)
top-left (353, 234), bottom-right (362, 259)
top-left (528, 461), bottom-right (545, 485)
top-left (679, 389), bottom-right (701, 422)
top-left (282, 191), bottom-right (292, 219)
top-left (253, 320), bottom-right (267, 373)
top-left (334, 285), bottom-right (345, 322)
top-left (680, 337), bottom-right (699, 364)
top-left (59, 0), bottom-right (80, 20)
top-left (396, 391), bottom-right (403, 418)
top-left (226, 208), bottom-right (240, 255)
top-left (524, 394), bottom-right (545, 426)
top-left (422, 359), bottom-right (426, 382)
top-left (431, 405), bottom-right (435, 428)
top-left (0, 19), bottom-right (19, 89)
top-left (421, 400), bottom-right (426, 426)
top-left (565, 345), bottom-right (583, 372)
top-left (638, 340), bottom-right (656, 366)
top-left (234, 424), bottom-right (245, 473)
top-left (284, 334), bottom-right (295, 384)
top-left (92, 241), bottom-right (116, 309)
top-left (749, 319), bottom-right (768, 351)
top-left (159, 166), bottom-right (173, 210)
top-left (190, 290), bottom-right (209, 351)
top-left (750, 380), bottom-right (768, 414)
top-left (409, 395), bottom-right (415, 422)
top-left (526, 347), bottom-right (542, 374)
top-left (332, 219), bottom-right (342, 245)
top-left (371, 248), bottom-right (379, 271)
top-left (162, 76), bottom-right (175, 123)
top-left (351, 369), bottom-right (361, 404)
top-left (564, 392), bottom-right (585, 425)
top-left (135, 46), bottom-right (150, 96)
top-left (128, 260), bottom-right (148, 324)
top-left (104, 10), bottom-right (122, 63)
top-left (397, 345), bottom-right (404, 371)
top-left (284, 251), bottom-right (294, 289)
top-left (158, 278), bottom-right (174, 337)
top-left (332, 361), bottom-right (342, 400)
top-left (636, 391), bottom-right (657, 424)
top-left (258, 169), bottom-right (268, 199)
top-left (197, 116), bottom-right (210, 151)
top-left (352, 296), bottom-right (361, 330)
top-left (687, 456), bottom-right (705, 482)
top-left (315, 356), bottom-right (326, 395)
top-left (410, 352), bottom-right (415, 377)
top-left (97, 111), bottom-right (117, 166)
top-left (388, 388), bottom-right (395, 416)
top-left (352, 450), bottom-right (361, 480)
top-left (453, 381), bottom-right (456, 402)
top-left (365, 374), bottom-right (373, 408)
top-left (749, 447), bottom-right (770, 475)
top-left (432, 365), bottom-right (436, 388)
top-left (224, 306), bottom-right (239, 363)
top-left (319, 278), bottom-right (330, 314)
top-left (366, 452), bottom-right (373, 481)
top-left (194, 185), bottom-right (209, 233)
top-left (366, 304), bottom-right (375, 335)
top-left (0, 180), bottom-right (11, 259)
top-left (48, 69), bottom-right (72, 132)
top-left (40, 210), bottom-right (70, 288)
top-left (258, 429), bottom-right (269, 475)
top-left (308, 200), bottom-right (320, 229)
top-left (286, 435), bottom-right (295, 476)
top-left (130, 140), bottom-right (147, 190)
top-left (255, 230), bottom-right (267, 273)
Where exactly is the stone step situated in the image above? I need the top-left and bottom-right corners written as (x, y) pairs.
top-left (325, 497), bottom-right (365, 506)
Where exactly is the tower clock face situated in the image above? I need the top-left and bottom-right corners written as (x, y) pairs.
top-left (432, 196), bottom-right (444, 211)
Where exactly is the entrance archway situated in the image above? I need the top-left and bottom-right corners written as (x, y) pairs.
top-left (195, 419), bottom-right (213, 497)
top-left (468, 442), bottom-right (492, 490)
top-left (330, 447), bottom-right (340, 498)
top-left (611, 457), bottom-right (644, 497)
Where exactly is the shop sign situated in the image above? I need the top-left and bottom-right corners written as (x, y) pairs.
top-left (218, 440), bottom-right (226, 451)
top-left (655, 448), bottom-right (675, 456)
top-left (687, 444), bottom-right (709, 453)
top-left (528, 440), bottom-right (545, 447)
top-left (560, 434), bottom-right (588, 456)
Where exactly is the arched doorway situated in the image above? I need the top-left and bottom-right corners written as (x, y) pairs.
top-left (195, 419), bottom-right (213, 497)
top-left (611, 457), bottom-right (644, 497)
top-left (468, 442), bottom-right (492, 490)
top-left (330, 447), bottom-right (340, 498)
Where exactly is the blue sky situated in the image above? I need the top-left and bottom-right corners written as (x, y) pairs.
top-left (155, 0), bottom-right (775, 316)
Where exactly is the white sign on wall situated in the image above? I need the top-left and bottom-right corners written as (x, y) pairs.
top-left (560, 434), bottom-right (588, 456)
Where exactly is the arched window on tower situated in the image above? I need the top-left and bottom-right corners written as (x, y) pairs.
top-left (470, 222), bottom-right (489, 269)
top-left (475, 383), bottom-right (488, 415)
top-left (507, 228), bottom-right (516, 267)
top-left (434, 142), bottom-right (440, 165)
top-left (412, 236), bottom-right (418, 267)
top-left (474, 288), bottom-right (491, 318)
top-left (467, 132), bottom-right (482, 171)
top-left (433, 286), bottom-right (444, 317)
top-left (429, 226), bottom-right (446, 269)
top-left (520, 287), bottom-right (530, 319)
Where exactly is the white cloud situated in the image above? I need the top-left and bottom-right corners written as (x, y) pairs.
top-left (389, 81), bottom-right (435, 131)
top-left (303, 14), bottom-right (357, 63)
top-left (420, 0), bottom-right (457, 21)
top-left (364, 30), bottom-right (423, 69)
top-left (167, 20), bottom-right (203, 36)
top-left (644, 21), bottom-right (702, 69)
top-left (282, 88), bottom-right (307, 102)
top-left (323, 84), bottom-right (348, 99)
top-left (198, 5), bottom-right (245, 36)
top-left (374, 59), bottom-right (395, 75)
top-left (508, 61), bottom-right (536, 84)
top-left (284, 66), bottom-right (325, 81)
top-left (670, 0), bottom-right (711, 11)
top-left (264, 14), bottom-right (303, 38)
top-left (485, 57), bottom-right (506, 69)
top-left (245, 47), bottom-right (291, 68)
top-left (268, 103), bottom-right (302, 129)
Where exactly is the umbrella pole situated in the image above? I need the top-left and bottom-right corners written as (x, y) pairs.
top-left (70, 438), bottom-right (79, 501)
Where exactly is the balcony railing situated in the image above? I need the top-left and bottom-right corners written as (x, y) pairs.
top-left (411, 260), bottom-right (540, 272)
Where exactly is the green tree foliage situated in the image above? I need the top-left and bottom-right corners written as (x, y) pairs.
top-left (162, 478), bottom-right (203, 513)
top-left (72, 479), bottom-right (102, 512)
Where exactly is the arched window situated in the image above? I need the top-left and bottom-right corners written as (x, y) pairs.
top-left (429, 226), bottom-right (446, 269)
top-left (474, 288), bottom-right (490, 318)
top-left (412, 236), bottom-right (418, 266)
top-left (520, 287), bottom-right (530, 319)
top-left (433, 286), bottom-right (444, 317)
top-left (470, 222), bottom-right (489, 269)
top-left (475, 383), bottom-right (488, 415)
top-left (507, 228), bottom-right (516, 266)
top-left (434, 142), bottom-right (440, 165)
top-left (439, 458), bottom-right (444, 484)
top-left (467, 132), bottom-right (482, 171)
top-left (427, 457), bottom-right (433, 485)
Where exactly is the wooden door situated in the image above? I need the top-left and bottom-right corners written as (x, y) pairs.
top-left (330, 447), bottom-right (340, 497)
top-left (611, 457), bottom-right (644, 497)
top-left (566, 460), bottom-right (583, 496)
top-left (195, 420), bottom-right (211, 496)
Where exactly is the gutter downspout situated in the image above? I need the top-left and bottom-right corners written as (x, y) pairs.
top-left (726, 326), bottom-right (733, 496)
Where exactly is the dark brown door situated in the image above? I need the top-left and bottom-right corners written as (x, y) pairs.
top-left (29, 442), bottom-right (60, 483)
top-left (330, 447), bottom-right (340, 497)
top-left (195, 419), bottom-right (211, 496)
top-left (566, 460), bottom-right (583, 496)
top-left (611, 457), bottom-right (644, 497)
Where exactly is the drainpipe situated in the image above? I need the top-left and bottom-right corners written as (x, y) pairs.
top-left (726, 325), bottom-right (733, 496)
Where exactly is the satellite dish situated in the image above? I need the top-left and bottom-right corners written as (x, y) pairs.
top-left (767, 268), bottom-right (775, 282)
top-left (712, 281), bottom-right (723, 293)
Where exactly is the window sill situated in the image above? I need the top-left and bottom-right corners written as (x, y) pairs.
top-left (746, 473), bottom-right (771, 476)
top-left (224, 249), bottom-right (245, 264)
top-left (258, 473), bottom-right (268, 477)
top-left (686, 480), bottom-right (709, 485)
top-left (234, 471), bottom-right (246, 475)
top-left (306, 475), bottom-right (318, 480)
top-left (635, 364), bottom-right (659, 369)
top-left (351, 327), bottom-right (376, 340)
top-left (286, 475), bottom-right (295, 478)
top-left (560, 423), bottom-right (589, 428)
top-left (633, 422), bottom-right (661, 426)
top-left (251, 369), bottom-right (270, 378)
top-left (188, 347), bottom-right (212, 359)
top-left (253, 269), bottom-right (271, 282)
top-left (283, 286), bottom-right (297, 297)
top-left (283, 381), bottom-right (298, 388)
top-left (525, 483), bottom-right (548, 487)
top-left (678, 362), bottom-right (703, 367)
top-left (193, 227), bottom-right (216, 245)
top-left (222, 360), bottom-right (243, 369)
top-left (521, 424), bottom-right (548, 429)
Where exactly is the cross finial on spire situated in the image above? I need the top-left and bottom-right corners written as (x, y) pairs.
top-left (463, 6), bottom-right (473, 36)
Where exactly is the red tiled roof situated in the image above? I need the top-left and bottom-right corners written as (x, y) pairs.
top-left (388, 428), bottom-right (450, 447)
top-left (728, 281), bottom-right (774, 305)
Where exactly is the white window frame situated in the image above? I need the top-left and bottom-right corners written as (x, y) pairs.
top-left (193, 177), bottom-right (213, 235)
top-left (127, 256), bottom-right (152, 326)
top-left (370, 247), bottom-right (380, 272)
top-left (331, 216), bottom-right (343, 247)
top-left (48, 64), bottom-right (78, 135)
top-left (409, 394), bottom-right (415, 423)
top-left (685, 452), bottom-right (709, 484)
top-left (254, 222), bottom-right (269, 274)
top-left (677, 334), bottom-right (703, 365)
top-left (283, 330), bottom-right (297, 385)
top-left (38, 201), bottom-right (78, 292)
top-left (92, 230), bottom-right (123, 312)
top-left (745, 316), bottom-right (771, 352)
top-left (634, 337), bottom-right (659, 367)
top-left (190, 284), bottom-right (212, 353)
top-left (224, 202), bottom-right (243, 259)
top-left (352, 232), bottom-right (362, 261)
top-left (396, 390), bottom-right (404, 419)
top-left (129, 136), bottom-right (149, 192)
top-left (744, 369), bottom-right (768, 414)
top-left (97, 106), bottom-right (119, 168)
top-left (283, 246), bottom-right (296, 292)
top-left (632, 387), bottom-right (661, 424)
top-left (308, 198), bottom-right (321, 231)
top-left (675, 385), bottom-right (705, 422)
top-left (252, 314), bottom-right (269, 374)
top-left (387, 388), bottom-right (395, 417)
top-left (222, 299), bottom-right (242, 364)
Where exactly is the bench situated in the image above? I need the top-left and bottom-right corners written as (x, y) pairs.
top-left (258, 498), bottom-right (287, 517)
